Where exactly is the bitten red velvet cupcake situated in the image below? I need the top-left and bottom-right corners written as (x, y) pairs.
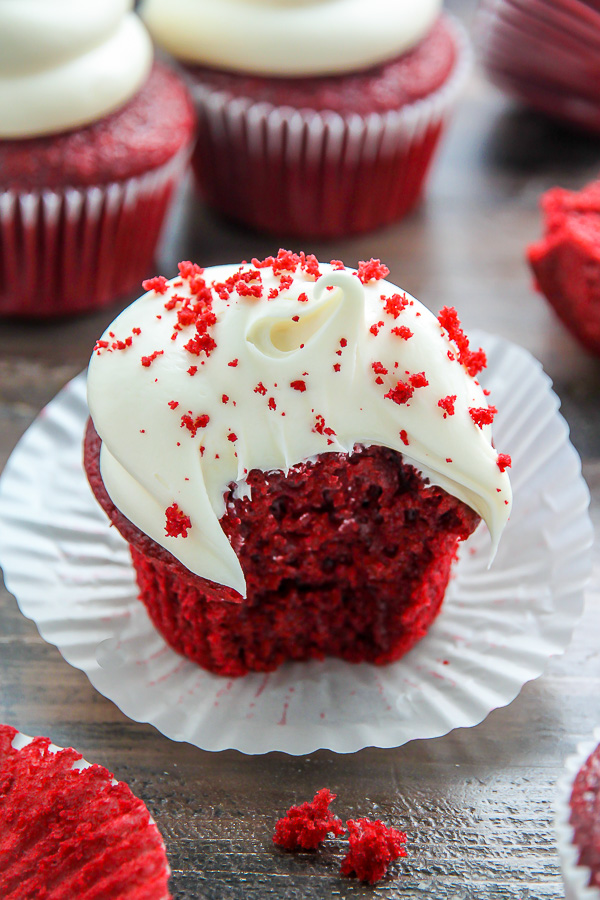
top-left (476, 0), bottom-right (600, 134)
top-left (138, 0), bottom-right (470, 238)
top-left (84, 251), bottom-right (511, 677)
top-left (527, 179), bottom-right (600, 357)
top-left (0, 2), bottom-right (196, 318)
top-left (556, 728), bottom-right (600, 900)
top-left (0, 724), bottom-right (171, 899)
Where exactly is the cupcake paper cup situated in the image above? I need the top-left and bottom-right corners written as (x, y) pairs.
top-left (188, 15), bottom-right (471, 238)
top-left (0, 145), bottom-right (191, 318)
top-left (556, 727), bottom-right (600, 900)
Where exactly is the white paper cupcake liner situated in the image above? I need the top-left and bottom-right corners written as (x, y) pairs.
top-left (0, 332), bottom-right (593, 755)
top-left (189, 15), bottom-right (471, 237)
top-left (0, 143), bottom-right (191, 317)
top-left (556, 726), bottom-right (600, 900)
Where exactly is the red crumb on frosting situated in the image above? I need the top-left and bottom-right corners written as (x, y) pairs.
top-left (184, 332), bottom-right (217, 358)
top-left (409, 372), bottom-right (428, 388)
top-left (164, 503), bottom-right (191, 538)
top-left (391, 325), bottom-right (413, 340)
top-left (496, 453), bottom-right (512, 472)
top-left (383, 292), bottom-right (409, 318)
top-left (313, 414), bottom-right (336, 438)
top-left (180, 412), bottom-right (210, 436)
top-left (268, 397), bottom-right (277, 411)
top-left (437, 306), bottom-right (487, 377)
top-left (372, 361), bottom-right (388, 375)
top-left (168, 400), bottom-right (179, 410)
top-left (357, 259), bottom-right (390, 284)
top-left (273, 789), bottom-right (345, 851)
top-left (438, 395), bottom-right (456, 417)
top-left (469, 406), bottom-right (497, 428)
top-left (178, 260), bottom-right (204, 280)
top-left (141, 350), bottom-right (163, 367)
top-left (340, 818), bottom-right (407, 884)
top-left (290, 380), bottom-right (307, 392)
top-left (254, 382), bottom-right (267, 395)
top-left (228, 433), bottom-right (238, 442)
top-left (187, 365), bottom-right (198, 376)
top-left (385, 380), bottom-right (413, 405)
top-left (330, 259), bottom-right (345, 270)
top-left (228, 359), bottom-right (239, 367)
top-left (370, 321), bottom-right (385, 336)
top-left (399, 430), bottom-right (409, 446)
top-left (142, 275), bottom-right (169, 295)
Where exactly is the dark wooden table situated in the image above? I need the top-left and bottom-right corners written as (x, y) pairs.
top-left (1, 3), bottom-right (599, 897)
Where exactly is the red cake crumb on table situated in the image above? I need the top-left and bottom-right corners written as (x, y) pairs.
top-left (340, 818), bottom-right (407, 884)
top-left (0, 724), bottom-right (171, 899)
top-left (569, 742), bottom-right (600, 889)
top-left (527, 180), bottom-right (600, 356)
top-left (273, 789), bottom-right (345, 851)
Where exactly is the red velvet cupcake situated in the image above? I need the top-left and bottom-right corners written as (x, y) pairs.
top-left (0, 724), bottom-right (171, 899)
top-left (527, 179), bottom-right (600, 356)
top-left (476, 0), bottom-right (600, 134)
top-left (0, 3), bottom-right (195, 318)
top-left (85, 253), bottom-right (511, 677)
top-left (139, 0), bottom-right (470, 238)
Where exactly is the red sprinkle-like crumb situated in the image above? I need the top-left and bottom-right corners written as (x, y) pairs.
top-left (273, 789), bottom-right (345, 851)
top-left (399, 430), bottom-right (409, 446)
top-left (168, 400), bottom-right (179, 410)
top-left (313, 414), bottom-right (336, 437)
top-left (254, 382), bottom-right (267, 396)
top-left (437, 306), bottom-right (487, 377)
top-left (164, 503), bottom-right (191, 538)
top-left (330, 259), bottom-right (345, 270)
top-left (187, 365), bottom-right (198, 376)
top-left (142, 275), bottom-right (169, 295)
top-left (469, 406), bottom-right (497, 428)
top-left (372, 361), bottom-right (388, 375)
top-left (357, 259), bottom-right (390, 284)
top-left (496, 453), bottom-right (512, 472)
top-left (178, 260), bottom-right (204, 281)
top-left (180, 412), bottom-right (210, 436)
top-left (141, 350), bottom-right (164, 367)
top-left (409, 372), bottom-right (428, 389)
top-left (391, 325), bottom-right (413, 340)
top-left (184, 332), bottom-right (217, 358)
top-left (228, 433), bottom-right (238, 443)
top-left (383, 292), bottom-right (409, 319)
top-left (438, 395), bottom-right (456, 417)
top-left (290, 380), bottom-right (307, 392)
top-left (370, 321), bottom-right (385, 336)
top-left (340, 818), bottom-right (407, 884)
top-left (268, 397), bottom-right (277, 411)
top-left (228, 359), bottom-right (239, 367)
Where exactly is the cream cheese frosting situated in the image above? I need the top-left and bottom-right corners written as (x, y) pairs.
top-left (87, 253), bottom-right (512, 598)
top-left (139, 0), bottom-right (442, 76)
top-left (0, 1), bottom-right (153, 139)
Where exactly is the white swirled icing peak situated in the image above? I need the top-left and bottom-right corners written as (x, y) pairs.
top-left (0, 0), bottom-right (153, 138)
top-left (87, 253), bottom-right (512, 598)
top-left (139, 0), bottom-right (442, 76)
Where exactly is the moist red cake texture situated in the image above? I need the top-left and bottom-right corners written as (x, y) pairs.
top-left (273, 789), bottom-right (345, 851)
top-left (0, 63), bottom-right (196, 191)
top-left (341, 818), bottom-right (407, 884)
top-left (0, 724), bottom-right (171, 899)
top-left (527, 180), bottom-right (600, 356)
top-left (84, 418), bottom-right (480, 678)
top-left (569, 742), bottom-right (600, 889)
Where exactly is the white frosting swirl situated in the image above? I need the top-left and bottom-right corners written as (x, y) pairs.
top-left (139, 0), bottom-right (442, 76)
top-left (87, 257), bottom-right (512, 598)
top-left (0, 1), bottom-right (153, 138)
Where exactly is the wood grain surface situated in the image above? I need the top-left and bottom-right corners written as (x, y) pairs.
top-left (1, 2), bottom-right (599, 897)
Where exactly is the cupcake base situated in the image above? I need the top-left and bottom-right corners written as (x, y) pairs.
top-left (84, 420), bottom-right (479, 677)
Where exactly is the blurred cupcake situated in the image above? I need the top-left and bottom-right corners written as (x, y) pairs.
top-left (0, 2), bottom-right (196, 318)
top-left (0, 724), bottom-right (171, 899)
top-left (556, 727), bottom-right (600, 900)
top-left (527, 179), bottom-right (600, 357)
top-left (84, 252), bottom-right (511, 676)
top-left (138, 0), bottom-right (470, 238)
top-left (476, 0), bottom-right (600, 134)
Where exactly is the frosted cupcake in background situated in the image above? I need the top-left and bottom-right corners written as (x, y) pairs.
top-left (556, 727), bottom-right (600, 900)
top-left (84, 251), bottom-right (511, 677)
top-left (0, 724), bottom-right (171, 899)
top-left (476, 0), bottom-right (600, 135)
top-left (0, 1), bottom-right (196, 318)
top-left (138, 0), bottom-right (471, 238)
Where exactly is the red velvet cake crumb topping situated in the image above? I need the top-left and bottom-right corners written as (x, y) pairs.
top-left (569, 742), bottom-right (600, 889)
top-left (273, 789), bottom-right (345, 851)
top-left (496, 453), bottom-right (512, 472)
top-left (357, 259), bottom-right (390, 284)
top-left (164, 503), bottom-right (191, 538)
top-left (438, 394), bottom-right (457, 417)
top-left (142, 276), bottom-right (169, 295)
top-left (469, 406), bottom-right (497, 429)
top-left (340, 818), bottom-right (407, 884)
top-left (383, 292), bottom-right (409, 318)
top-left (437, 306), bottom-right (487, 377)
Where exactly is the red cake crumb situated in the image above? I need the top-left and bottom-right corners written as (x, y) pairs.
top-left (0, 724), bottom-right (171, 900)
top-left (527, 180), bottom-right (600, 356)
top-left (290, 380), bottom-right (307, 392)
top-left (142, 276), bottom-right (169, 295)
top-left (357, 259), bottom-right (390, 284)
top-left (391, 325), bottom-right (413, 340)
top-left (340, 818), bottom-right (407, 884)
top-left (383, 292), bottom-right (409, 318)
top-left (141, 350), bottom-right (164, 368)
top-left (438, 394), bottom-right (456, 417)
top-left (469, 406), bottom-right (497, 429)
top-left (569, 742), bottom-right (600, 889)
top-left (496, 453), bottom-right (512, 473)
top-left (273, 789), bottom-right (345, 851)
top-left (437, 306), bottom-right (487, 377)
top-left (164, 503), bottom-right (191, 538)
top-left (385, 380), bottom-right (414, 405)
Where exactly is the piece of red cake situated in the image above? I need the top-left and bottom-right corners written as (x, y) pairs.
top-left (527, 180), bottom-right (600, 356)
top-left (85, 254), bottom-right (512, 677)
top-left (341, 818), bottom-right (407, 884)
top-left (139, 1), bottom-right (470, 238)
top-left (0, 724), bottom-right (171, 899)
top-left (0, 7), bottom-right (195, 318)
top-left (556, 731), bottom-right (600, 900)
top-left (273, 789), bottom-right (345, 851)
top-left (569, 742), bottom-right (600, 892)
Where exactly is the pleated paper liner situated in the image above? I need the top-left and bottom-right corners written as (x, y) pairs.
top-left (0, 333), bottom-right (592, 754)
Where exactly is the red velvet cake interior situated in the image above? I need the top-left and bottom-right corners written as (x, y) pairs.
top-left (569, 742), bottom-right (600, 889)
top-left (85, 419), bottom-right (480, 677)
top-left (0, 724), bottom-right (171, 899)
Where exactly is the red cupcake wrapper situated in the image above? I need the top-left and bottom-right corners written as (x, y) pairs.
top-left (189, 16), bottom-right (470, 238)
top-left (0, 144), bottom-right (191, 318)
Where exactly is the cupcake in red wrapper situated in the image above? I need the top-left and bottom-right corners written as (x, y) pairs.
top-left (84, 252), bottom-right (511, 677)
top-left (139, 0), bottom-right (470, 238)
top-left (0, 724), bottom-right (171, 899)
top-left (0, 3), bottom-right (196, 318)
top-left (476, 0), bottom-right (600, 134)
top-left (556, 727), bottom-right (600, 900)
top-left (527, 179), bottom-right (600, 356)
